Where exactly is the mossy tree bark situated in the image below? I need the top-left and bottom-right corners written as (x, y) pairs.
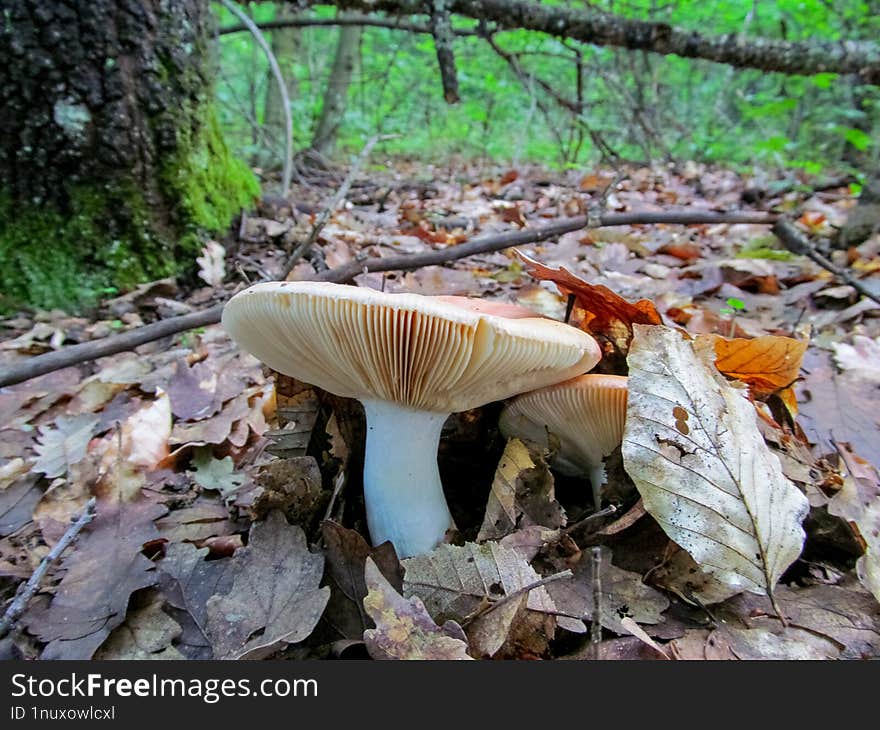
top-left (0, 0), bottom-right (258, 311)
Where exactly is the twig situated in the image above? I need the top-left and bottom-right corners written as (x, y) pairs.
top-left (280, 134), bottom-right (389, 280)
top-left (461, 569), bottom-right (573, 626)
top-left (562, 504), bottom-right (617, 536)
top-left (589, 546), bottom-right (602, 660)
top-left (0, 209), bottom-right (778, 388)
top-left (219, 0), bottom-right (293, 196)
top-left (0, 497), bottom-right (97, 639)
top-left (772, 218), bottom-right (880, 306)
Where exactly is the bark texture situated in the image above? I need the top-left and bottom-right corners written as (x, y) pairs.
top-left (0, 0), bottom-right (257, 309)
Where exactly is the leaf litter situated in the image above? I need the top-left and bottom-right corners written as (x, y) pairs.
top-left (0, 163), bottom-right (878, 659)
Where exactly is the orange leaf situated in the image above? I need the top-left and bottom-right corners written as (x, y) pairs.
top-left (698, 334), bottom-right (808, 398)
top-left (516, 251), bottom-right (661, 374)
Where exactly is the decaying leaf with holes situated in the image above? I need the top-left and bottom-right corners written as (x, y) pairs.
top-left (622, 324), bottom-right (809, 618)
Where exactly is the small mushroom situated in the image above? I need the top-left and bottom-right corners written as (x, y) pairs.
top-left (499, 374), bottom-right (628, 508)
top-left (222, 281), bottom-right (601, 557)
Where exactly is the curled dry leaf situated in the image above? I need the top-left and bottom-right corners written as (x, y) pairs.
top-left (205, 511), bottom-right (329, 659)
top-left (362, 557), bottom-right (473, 660)
top-left (477, 438), bottom-right (565, 542)
top-left (622, 324), bottom-right (809, 613)
top-left (517, 250), bottom-right (661, 372)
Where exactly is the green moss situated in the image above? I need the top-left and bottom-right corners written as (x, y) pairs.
top-left (0, 107), bottom-right (258, 312)
top-left (0, 185), bottom-right (175, 311)
top-left (162, 108), bottom-right (260, 253)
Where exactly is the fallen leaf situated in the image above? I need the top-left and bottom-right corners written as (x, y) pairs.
top-left (319, 521), bottom-right (403, 642)
top-left (205, 511), bottom-right (329, 659)
top-left (832, 335), bottom-right (880, 383)
top-left (699, 334), bottom-right (808, 398)
top-left (796, 348), bottom-right (880, 466)
top-left (828, 445), bottom-right (880, 602)
top-left (477, 438), bottom-right (565, 542)
top-left (158, 542), bottom-right (233, 659)
top-left (94, 593), bottom-right (184, 660)
top-left (622, 324), bottom-right (809, 610)
top-left (402, 541), bottom-right (560, 624)
top-left (546, 546), bottom-right (669, 634)
top-left (24, 497), bottom-right (166, 659)
top-left (190, 449), bottom-right (245, 504)
top-left (0, 474), bottom-right (41, 538)
top-left (32, 413), bottom-right (100, 479)
top-left (196, 240), bottom-right (226, 287)
top-left (362, 557), bottom-right (473, 660)
top-left (517, 250), bottom-right (661, 372)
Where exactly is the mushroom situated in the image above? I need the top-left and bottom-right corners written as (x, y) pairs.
top-left (499, 374), bottom-right (628, 508)
top-left (222, 281), bottom-right (601, 557)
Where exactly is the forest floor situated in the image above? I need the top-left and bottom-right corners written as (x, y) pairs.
top-left (1, 161), bottom-right (879, 660)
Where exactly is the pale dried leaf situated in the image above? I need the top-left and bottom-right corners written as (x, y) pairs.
top-left (363, 557), bottom-right (473, 660)
top-left (32, 413), bottom-right (100, 478)
top-left (196, 240), bottom-right (226, 287)
top-left (94, 594), bottom-right (184, 660)
top-left (622, 324), bottom-right (809, 604)
top-left (402, 541), bottom-right (559, 623)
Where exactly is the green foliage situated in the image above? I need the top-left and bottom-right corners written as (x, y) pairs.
top-left (213, 1), bottom-right (879, 172)
top-left (737, 236), bottom-right (796, 261)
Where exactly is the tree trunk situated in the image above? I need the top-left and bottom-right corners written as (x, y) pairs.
top-left (311, 23), bottom-right (361, 157)
top-left (0, 0), bottom-right (258, 311)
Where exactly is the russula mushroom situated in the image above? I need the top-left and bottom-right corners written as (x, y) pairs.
top-left (222, 281), bottom-right (601, 557)
top-left (499, 374), bottom-right (628, 508)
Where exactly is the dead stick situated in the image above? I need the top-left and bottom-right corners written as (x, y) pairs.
top-left (0, 497), bottom-right (97, 639)
top-left (590, 546), bottom-right (602, 660)
top-left (772, 218), bottom-right (880, 306)
top-left (0, 210), bottom-right (777, 388)
top-left (281, 135), bottom-right (390, 280)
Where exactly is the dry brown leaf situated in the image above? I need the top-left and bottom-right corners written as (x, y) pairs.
top-left (517, 250), bottom-right (661, 372)
top-left (205, 511), bottom-right (329, 659)
top-left (94, 592), bottom-right (184, 660)
top-left (24, 497), bottom-right (166, 659)
top-left (697, 334), bottom-right (808, 398)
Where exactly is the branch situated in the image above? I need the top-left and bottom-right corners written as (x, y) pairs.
top-left (306, 0), bottom-right (880, 83)
top-left (771, 218), bottom-right (880, 306)
top-left (429, 1), bottom-right (460, 103)
top-left (219, 13), bottom-right (478, 37)
top-left (0, 209), bottom-right (778, 388)
top-left (0, 497), bottom-right (96, 640)
top-left (220, 0), bottom-right (294, 196)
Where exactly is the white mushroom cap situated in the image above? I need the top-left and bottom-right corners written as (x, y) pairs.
top-left (222, 281), bottom-right (601, 413)
top-left (499, 374), bottom-right (628, 477)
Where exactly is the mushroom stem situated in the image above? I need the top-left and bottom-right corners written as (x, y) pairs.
top-left (589, 463), bottom-right (606, 510)
top-left (361, 400), bottom-right (455, 558)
